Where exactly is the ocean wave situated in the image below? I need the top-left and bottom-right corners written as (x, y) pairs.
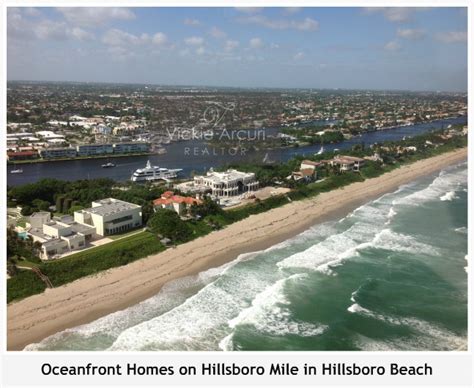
top-left (25, 250), bottom-right (261, 351)
top-left (348, 303), bottom-right (466, 350)
top-left (393, 165), bottom-right (466, 207)
top-left (228, 274), bottom-right (327, 338)
top-left (371, 229), bottom-right (440, 257)
top-left (440, 191), bottom-right (459, 201)
top-left (455, 226), bottom-right (467, 234)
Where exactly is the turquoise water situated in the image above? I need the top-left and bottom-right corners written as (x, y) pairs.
top-left (25, 162), bottom-right (468, 351)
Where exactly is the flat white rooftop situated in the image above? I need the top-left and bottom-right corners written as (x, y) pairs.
top-left (83, 198), bottom-right (141, 217)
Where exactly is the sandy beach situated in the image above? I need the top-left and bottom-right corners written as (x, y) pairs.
top-left (7, 148), bottom-right (467, 350)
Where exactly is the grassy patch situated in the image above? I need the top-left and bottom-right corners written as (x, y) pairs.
top-left (7, 231), bottom-right (165, 303)
top-left (7, 270), bottom-right (46, 303)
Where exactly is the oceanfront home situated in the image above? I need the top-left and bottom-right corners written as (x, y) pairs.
top-left (330, 155), bottom-right (365, 172)
top-left (288, 160), bottom-right (320, 182)
top-left (74, 198), bottom-right (142, 236)
top-left (177, 169), bottom-right (259, 198)
top-left (26, 212), bottom-right (96, 260)
top-left (153, 191), bottom-right (202, 216)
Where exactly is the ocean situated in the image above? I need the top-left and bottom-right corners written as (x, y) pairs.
top-left (25, 162), bottom-right (468, 351)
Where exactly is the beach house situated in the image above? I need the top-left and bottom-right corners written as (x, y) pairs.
top-left (179, 169), bottom-right (259, 198)
top-left (74, 198), bottom-right (142, 236)
top-left (153, 191), bottom-right (202, 216)
top-left (288, 160), bottom-right (320, 182)
top-left (330, 155), bottom-right (365, 172)
top-left (26, 212), bottom-right (96, 260)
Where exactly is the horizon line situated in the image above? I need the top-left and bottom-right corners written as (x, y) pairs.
top-left (6, 79), bottom-right (467, 94)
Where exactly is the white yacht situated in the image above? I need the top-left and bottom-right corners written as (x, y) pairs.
top-left (131, 160), bottom-right (182, 182)
top-left (10, 168), bottom-right (23, 174)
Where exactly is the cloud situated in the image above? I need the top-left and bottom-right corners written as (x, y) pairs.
top-left (384, 40), bottom-right (401, 51)
top-left (209, 27), bottom-right (226, 39)
top-left (235, 7), bottom-right (263, 14)
top-left (70, 27), bottom-right (95, 41)
top-left (283, 7), bottom-right (302, 15)
top-left (107, 45), bottom-right (135, 62)
top-left (184, 36), bottom-right (205, 46)
top-left (238, 15), bottom-right (319, 31)
top-left (435, 31), bottom-right (467, 43)
top-left (363, 7), bottom-right (428, 23)
top-left (223, 40), bottom-right (239, 52)
top-left (293, 52), bottom-right (305, 60)
top-left (196, 46), bottom-right (206, 56)
top-left (56, 7), bottom-right (136, 27)
top-left (152, 32), bottom-right (168, 46)
top-left (24, 8), bottom-right (42, 17)
top-left (183, 18), bottom-right (200, 26)
top-left (35, 20), bottom-right (70, 40)
top-left (102, 28), bottom-right (149, 46)
top-left (249, 37), bottom-right (264, 49)
top-left (8, 10), bottom-right (95, 42)
top-left (396, 28), bottom-right (425, 40)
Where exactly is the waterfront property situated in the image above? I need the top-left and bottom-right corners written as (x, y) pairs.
top-left (330, 155), bottom-right (365, 172)
top-left (74, 198), bottom-right (142, 236)
top-left (7, 150), bottom-right (39, 161)
top-left (113, 142), bottom-right (150, 154)
top-left (288, 160), bottom-right (320, 182)
top-left (40, 147), bottom-right (78, 159)
top-left (153, 191), bottom-right (202, 216)
top-left (26, 212), bottom-right (96, 260)
top-left (76, 144), bottom-right (114, 157)
top-left (178, 169), bottom-right (259, 198)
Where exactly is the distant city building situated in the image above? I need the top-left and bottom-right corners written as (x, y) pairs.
top-left (113, 142), bottom-right (150, 154)
top-left (74, 198), bottom-right (142, 236)
top-left (7, 150), bottom-right (38, 161)
top-left (39, 147), bottom-right (78, 159)
top-left (76, 144), bottom-right (114, 157)
top-left (35, 131), bottom-right (66, 140)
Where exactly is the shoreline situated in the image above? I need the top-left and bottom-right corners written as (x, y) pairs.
top-left (7, 148), bottom-right (467, 350)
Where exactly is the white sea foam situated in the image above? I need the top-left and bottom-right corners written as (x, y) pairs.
top-left (394, 166), bottom-right (466, 207)
top-left (440, 191), bottom-right (458, 201)
top-left (371, 229), bottom-right (440, 257)
top-left (25, 250), bottom-right (262, 351)
top-left (348, 303), bottom-right (466, 350)
top-left (218, 333), bottom-right (234, 351)
top-left (455, 227), bottom-right (467, 234)
top-left (228, 274), bottom-right (327, 337)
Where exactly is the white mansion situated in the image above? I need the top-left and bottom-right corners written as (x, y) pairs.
top-left (177, 169), bottom-right (259, 198)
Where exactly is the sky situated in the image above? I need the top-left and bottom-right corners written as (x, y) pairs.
top-left (7, 7), bottom-right (468, 92)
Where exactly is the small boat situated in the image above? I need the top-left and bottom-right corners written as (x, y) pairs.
top-left (101, 162), bottom-right (116, 168)
top-left (10, 168), bottom-right (23, 174)
top-left (316, 146), bottom-right (325, 155)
